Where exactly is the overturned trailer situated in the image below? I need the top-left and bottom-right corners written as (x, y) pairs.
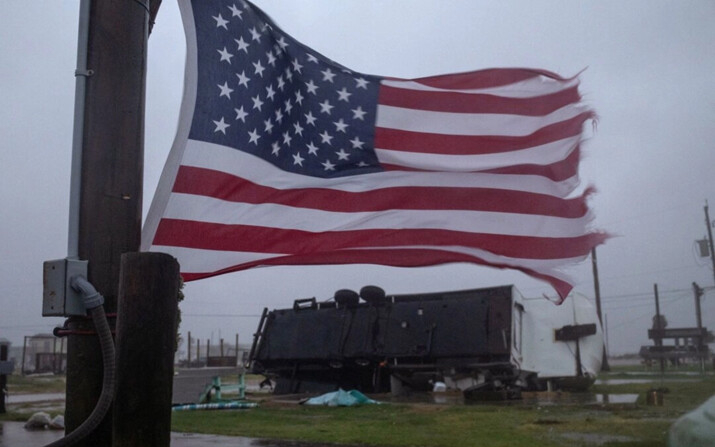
top-left (249, 285), bottom-right (603, 397)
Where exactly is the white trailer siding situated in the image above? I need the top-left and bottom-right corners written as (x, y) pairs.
top-left (514, 291), bottom-right (603, 379)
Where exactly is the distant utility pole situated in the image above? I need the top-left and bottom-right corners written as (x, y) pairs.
top-left (692, 282), bottom-right (705, 374)
top-left (653, 284), bottom-right (665, 375)
top-left (591, 247), bottom-right (610, 371)
top-left (704, 201), bottom-right (715, 286)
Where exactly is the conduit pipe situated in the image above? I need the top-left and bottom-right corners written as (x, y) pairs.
top-left (67, 0), bottom-right (91, 260)
top-left (44, 277), bottom-right (115, 447)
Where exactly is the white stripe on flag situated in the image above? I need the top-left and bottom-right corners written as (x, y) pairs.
top-left (162, 192), bottom-right (593, 238)
top-left (181, 139), bottom-right (580, 198)
top-left (375, 103), bottom-right (588, 136)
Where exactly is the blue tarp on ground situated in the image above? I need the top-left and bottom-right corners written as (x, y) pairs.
top-left (302, 389), bottom-right (380, 407)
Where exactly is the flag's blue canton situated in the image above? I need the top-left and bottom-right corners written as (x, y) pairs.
top-left (189, 0), bottom-right (384, 178)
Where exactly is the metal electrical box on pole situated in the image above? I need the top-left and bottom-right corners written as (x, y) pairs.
top-left (42, 259), bottom-right (88, 317)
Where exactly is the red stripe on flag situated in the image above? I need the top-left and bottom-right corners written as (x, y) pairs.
top-left (378, 84), bottom-right (581, 115)
top-left (374, 112), bottom-right (592, 156)
top-left (411, 68), bottom-right (566, 90)
top-left (154, 219), bottom-right (607, 260)
top-left (382, 146), bottom-right (579, 181)
top-left (173, 166), bottom-right (591, 218)
top-left (480, 146), bottom-right (581, 181)
top-left (178, 246), bottom-right (575, 301)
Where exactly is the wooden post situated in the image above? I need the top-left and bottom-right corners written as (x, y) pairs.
top-left (64, 0), bottom-right (148, 445)
top-left (0, 343), bottom-right (7, 414)
top-left (705, 202), bottom-right (715, 286)
top-left (187, 331), bottom-right (192, 366)
top-left (654, 284), bottom-right (665, 374)
top-left (112, 252), bottom-right (179, 447)
top-left (235, 333), bottom-right (240, 366)
top-left (693, 282), bottom-right (705, 374)
top-left (21, 336), bottom-right (27, 376)
top-left (591, 248), bottom-right (610, 371)
top-left (220, 339), bottom-right (224, 358)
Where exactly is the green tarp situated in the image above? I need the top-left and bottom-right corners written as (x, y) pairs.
top-left (302, 389), bottom-right (380, 407)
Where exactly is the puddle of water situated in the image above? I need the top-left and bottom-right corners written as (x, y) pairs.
top-left (609, 371), bottom-right (707, 377)
top-left (172, 432), bottom-right (259, 447)
top-left (595, 393), bottom-right (639, 404)
top-left (595, 378), bottom-right (699, 385)
top-left (560, 431), bottom-right (634, 445)
top-left (382, 391), bottom-right (638, 406)
top-left (522, 392), bottom-right (638, 406)
top-left (0, 421), bottom-right (65, 447)
top-left (0, 422), bottom-right (262, 447)
top-left (6, 393), bottom-right (65, 404)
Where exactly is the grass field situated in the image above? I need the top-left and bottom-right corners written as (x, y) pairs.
top-left (3, 364), bottom-right (714, 446)
top-left (171, 365), bottom-right (715, 447)
top-left (4, 374), bottom-right (66, 394)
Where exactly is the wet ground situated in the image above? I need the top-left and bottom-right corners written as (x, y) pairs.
top-left (381, 390), bottom-right (639, 406)
top-left (0, 421), bottom-right (265, 447)
top-left (6, 393), bottom-right (65, 404)
top-left (1, 387), bottom-right (641, 446)
top-left (560, 431), bottom-right (635, 445)
top-left (595, 377), bottom-right (699, 385)
top-left (9, 365), bottom-right (689, 446)
top-left (1, 421), bottom-right (358, 447)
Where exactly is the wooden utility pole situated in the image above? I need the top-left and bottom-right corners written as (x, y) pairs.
top-left (692, 282), bottom-right (705, 373)
top-left (653, 284), bottom-right (665, 374)
top-left (113, 253), bottom-right (179, 447)
top-left (64, 1), bottom-right (149, 446)
top-left (693, 282), bottom-right (704, 331)
top-left (705, 202), bottom-right (715, 286)
top-left (187, 331), bottom-right (192, 366)
top-left (591, 248), bottom-right (610, 371)
top-left (0, 343), bottom-right (8, 414)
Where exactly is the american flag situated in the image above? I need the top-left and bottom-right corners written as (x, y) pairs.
top-left (142, 0), bottom-right (607, 301)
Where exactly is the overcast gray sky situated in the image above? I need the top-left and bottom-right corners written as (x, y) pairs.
top-left (2, 0), bottom-right (714, 355)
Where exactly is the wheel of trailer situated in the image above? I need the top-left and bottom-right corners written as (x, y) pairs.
top-left (360, 285), bottom-right (386, 305)
top-left (334, 289), bottom-right (359, 307)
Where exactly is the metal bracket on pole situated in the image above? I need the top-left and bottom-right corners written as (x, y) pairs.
top-left (75, 69), bottom-right (95, 77)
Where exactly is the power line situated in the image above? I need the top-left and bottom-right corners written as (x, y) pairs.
top-left (600, 287), bottom-right (691, 302)
top-left (608, 292), bottom-right (691, 331)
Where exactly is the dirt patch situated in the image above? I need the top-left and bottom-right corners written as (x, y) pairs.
top-left (532, 419), bottom-right (565, 425)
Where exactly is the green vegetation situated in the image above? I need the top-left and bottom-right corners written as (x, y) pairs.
top-left (0, 410), bottom-right (36, 422)
top-left (0, 374), bottom-right (66, 422)
top-left (171, 366), bottom-right (715, 447)
top-left (174, 404), bottom-right (556, 447)
top-left (5, 374), bottom-right (66, 394)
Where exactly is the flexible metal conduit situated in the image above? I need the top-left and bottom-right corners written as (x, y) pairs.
top-left (44, 277), bottom-right (115, 447)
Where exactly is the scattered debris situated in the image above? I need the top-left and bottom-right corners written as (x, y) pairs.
top-left (24, 412), bottom-right (64, 430)
top-left (301, 389), bottom-right (380, 407)
top-left (172, 401), bottom-right (258, 411)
